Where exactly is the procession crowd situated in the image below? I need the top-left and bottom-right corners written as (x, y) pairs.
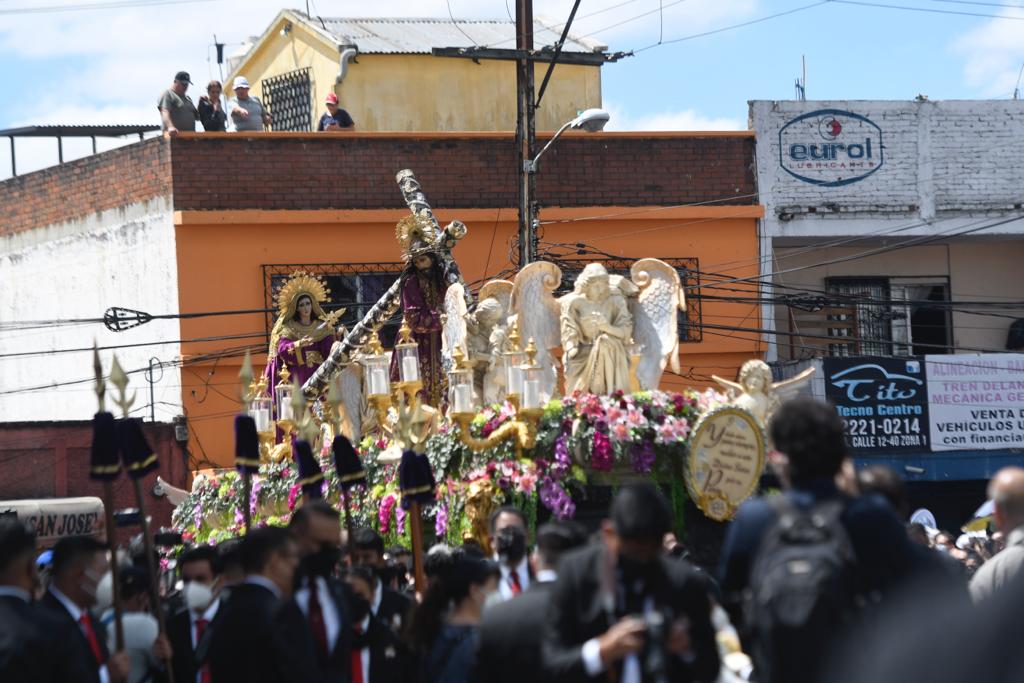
top-left (2, 397), bottom-right (1023, 683)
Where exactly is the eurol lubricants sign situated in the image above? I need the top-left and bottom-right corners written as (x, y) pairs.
top-left (779, 109), bottom-right (884, 187)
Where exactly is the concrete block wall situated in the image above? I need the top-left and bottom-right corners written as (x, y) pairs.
top-left (750, 100), bottom-right (1024, 237)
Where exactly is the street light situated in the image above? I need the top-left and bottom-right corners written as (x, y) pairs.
top-left (519, 108), bottom-right (610, 264)
top-left (524, 108), bottom-right (610, 173)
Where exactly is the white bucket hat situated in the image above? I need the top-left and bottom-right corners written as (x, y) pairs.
top-left (233, 76), bottom-right (251, 90)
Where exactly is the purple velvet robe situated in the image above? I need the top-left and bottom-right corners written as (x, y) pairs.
top-left (264, 330), bottom-right (336, 417)
top-left (391, 270), bottom-right (448, 407)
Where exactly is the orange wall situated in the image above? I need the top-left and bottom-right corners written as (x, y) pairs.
top-left (174, 206), bottom-right (763, 466)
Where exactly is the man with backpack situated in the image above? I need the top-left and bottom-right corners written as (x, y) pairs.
top-left (718, 398), bottom-right (916, 683)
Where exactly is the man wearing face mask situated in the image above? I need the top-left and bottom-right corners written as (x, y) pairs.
top-left (351, 527), bottom-right (412, 632)
top-left (488, 506), bottom-right (532, 603)
top-left (542, 483), bottom-right (720, 683)
top-left (167, 545), bottom-right (221, 683)
top-left (288, 500), bottom-right (354, 682)
top-left (41, 535), bottom-right (131, 683)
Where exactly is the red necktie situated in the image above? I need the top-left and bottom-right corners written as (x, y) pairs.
top-left (195, 618), bottom-right (213, 683)
top-left (351, 624), bottom-right (364, 683)
top-left (78, 613), bottom-right (105, 665)
top-left (509, 570), bottom-right (522, 596)
top-left (308, 580), bottom-right (329, 660)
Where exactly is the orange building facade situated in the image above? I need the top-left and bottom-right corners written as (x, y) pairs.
top-left (0, 131), bottom-right (762, 474)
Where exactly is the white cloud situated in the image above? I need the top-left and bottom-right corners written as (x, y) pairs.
top-left (953, 7), bottom-right (1024, 97)
top-left (604, 101), bottom-right (744, 131)
top-left (0, 0), bottom-right (758, 177)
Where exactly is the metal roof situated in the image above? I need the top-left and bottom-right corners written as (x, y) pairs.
top-left (297, 14), bottom-right (607, 54)
top-left (0, 125), bottom-right (160, 138)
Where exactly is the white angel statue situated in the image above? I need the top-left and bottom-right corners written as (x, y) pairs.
top-left (468, 281), bottom-right (512, 405)
top-left (712, 360), bottom-right (815, 426)
top-left (509, 262), bottom-right (563, 399)
top-left (560, 263), bottom-right (634, 394)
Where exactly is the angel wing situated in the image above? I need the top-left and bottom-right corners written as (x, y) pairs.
top-left (629, 258), bottom-right (686, 390)
top-left (337, 361), bottom-right (364, 441)
top-left (478, 280), bottom-right (513, 318)
top-left (771, 367), bottom-right (816, 401)
top-left (442, 282), bottom-right (469, 372)
top-left (510, 261), bottom-right (562, 398)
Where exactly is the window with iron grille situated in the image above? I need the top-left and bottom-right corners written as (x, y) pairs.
top-left (263, 263), bottom-right (406, 347)
top-left (551, 258), bottom-right (702, 342)
top-left (825, 276), bottom-right (951, 357)
top-left (261, 68), bottom-right (312, 132)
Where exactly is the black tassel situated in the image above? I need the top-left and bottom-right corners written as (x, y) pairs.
top-left (331, 435), bottom-right (365, 491)
top-left (90, 412), bottom-right (121, 481)
top-left (119, 418), bottom-right (157, 480)
top-left (234, 415), bottom-right (261, 475)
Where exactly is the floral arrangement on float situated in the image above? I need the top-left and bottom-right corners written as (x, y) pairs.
top-left (171, 388), bottom-right (725, 548)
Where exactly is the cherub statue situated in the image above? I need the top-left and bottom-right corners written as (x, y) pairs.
top-left (712, 360), bottom-right (815, 426)
top-left (560, 263), bottom-right (634, 395)
top-left (466, 297), bottom-right (508, 405)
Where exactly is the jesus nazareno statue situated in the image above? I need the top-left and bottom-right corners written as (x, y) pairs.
top-left (392, 214), bottom-right (449, 408)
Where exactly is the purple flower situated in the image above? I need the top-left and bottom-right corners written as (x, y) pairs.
top-left (630, 440), bottom-right (656, 474)
top-left (396, 505), bottom-right (407, 535)
top-left (551, 434), bottom-right (571, 479)
top-left (435, 502), bottom-right (449, 537)
top-left (539, 478), bottom-right (576, 519)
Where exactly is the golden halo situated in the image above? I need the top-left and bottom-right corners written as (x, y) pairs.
top-left (275, 271), bottom-right (330, 315)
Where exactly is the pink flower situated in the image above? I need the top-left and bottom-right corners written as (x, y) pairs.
top-left (605, 406), bottom-right (625, 423)
top-left (611, 422), bottom-right (631, 442)
top-left (517, 471), bottom-right (537, 494)
top-left (379, 495), bottom-right (396, 534)
top-left (287, 484), bottom-right (301, 511)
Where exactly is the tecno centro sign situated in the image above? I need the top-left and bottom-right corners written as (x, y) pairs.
top-left (778, 108), bottom-right (884, 187)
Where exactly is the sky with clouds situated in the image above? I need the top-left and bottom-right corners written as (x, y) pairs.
top-left (1, 0), bottom-right (1023, 178)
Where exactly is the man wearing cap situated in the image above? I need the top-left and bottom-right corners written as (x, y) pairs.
top-left (317, 92), bottom-right (355, 132)
top-left (229, 76), bottom-right (271, 132)
top-left (158, 71), bottom-right (198, 136)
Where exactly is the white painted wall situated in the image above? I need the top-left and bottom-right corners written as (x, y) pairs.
top-left (0, 198), bottom-right (183, 422)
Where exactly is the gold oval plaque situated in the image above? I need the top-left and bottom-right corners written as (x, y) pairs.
top-left (686, 406), bottom-right (766, 521)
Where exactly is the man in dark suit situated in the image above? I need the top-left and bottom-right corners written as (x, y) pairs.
top-left (345, 565), bottom-right (413, 683)
top-left (473, 520), bottom-right (588, 683)
top-left (289, 500), bottom-right (354, 683)
top-left (0, 518), bottom-right (92, 683)
top-left (542, 483), bottom-right (720, 683)
top-left (207, 526), bottom-right (318, 683)
top-left (167, 545), bottom-right (221, 683)
top-left (40, 535), bottom-right (130, 683)
top-left (351, 527), bottom-right (412, 633)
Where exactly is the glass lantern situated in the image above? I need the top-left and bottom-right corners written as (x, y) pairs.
top-left (275, 364), bottom-right (294, 422)
top-left (364, 334), bottom-right (392, 397)
top-left (520, 339), bottom-right (543, 410)
top-left (395, 318), bottom-right (421, 384)
top-left (448, 347), bottom-right (474, 414)
top-left (503, 323), bottom-right (526, 401)
top-left (249, 392), bottom-right (273, 434)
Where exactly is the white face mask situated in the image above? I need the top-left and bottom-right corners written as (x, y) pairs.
top-left (95, 571), bottom-right (113, 612)
top-left (184, 581), bottom-right (214, 613)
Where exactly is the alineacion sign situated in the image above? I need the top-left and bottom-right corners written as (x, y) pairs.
top-left (778, 108), bottom-right (884, 187)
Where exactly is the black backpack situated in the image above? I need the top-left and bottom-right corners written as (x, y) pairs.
top-left (745, 496), bottom-right (860, 683)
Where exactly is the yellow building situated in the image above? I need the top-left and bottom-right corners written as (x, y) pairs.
top-left (226, 10), bottom-right (609, 132)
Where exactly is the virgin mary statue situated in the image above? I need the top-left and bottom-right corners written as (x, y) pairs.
top-left (264, 271), bottom-right (343, 409)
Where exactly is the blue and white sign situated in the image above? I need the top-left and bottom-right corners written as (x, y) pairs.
top-left (824, 357), bottom-right (929, 453)
top-left (779, 109), bottom-right (884, 187)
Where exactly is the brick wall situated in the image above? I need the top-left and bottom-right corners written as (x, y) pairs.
top-left (0, 138), bottom-right (171, 237)
top-left (0, 421), bottom-right (189, 544)
top-left (169, 133), bottom-right (756, 211)
top-left (0, 132), bottom-right (755, 237)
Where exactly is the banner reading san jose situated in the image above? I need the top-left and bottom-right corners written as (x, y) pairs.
top-left (926, 354), bottom-right (1024, 451)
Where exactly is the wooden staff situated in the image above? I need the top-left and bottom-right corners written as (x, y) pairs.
top-left (408, 501), bottom-right (427, 594)
top-left (91, 347), bottom-right (125, 651)
top-left (109, 356), bottom-right (174, 682)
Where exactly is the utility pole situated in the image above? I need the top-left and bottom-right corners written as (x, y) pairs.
top-left (515, 0), bottom-right (536, 266)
